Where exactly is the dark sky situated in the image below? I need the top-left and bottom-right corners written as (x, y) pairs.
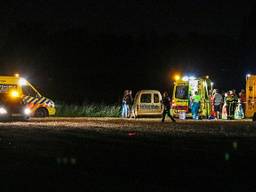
top-left (0, 1), bottom-right (255, 103)
top-left (2, 0), bottom-right (252, 36)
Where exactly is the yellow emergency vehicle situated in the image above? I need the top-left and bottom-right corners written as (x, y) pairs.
top-left (171, 75), bottom-right (212, 119)
top-left (0, 75), bottom-right (56, 117)
top-left (245, 75), bottom-right (256, 120)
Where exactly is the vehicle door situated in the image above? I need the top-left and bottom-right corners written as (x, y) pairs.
top-left (151, 93), bottom-right (162, 114)
top-left (138, 92), bottom-right (153, 114)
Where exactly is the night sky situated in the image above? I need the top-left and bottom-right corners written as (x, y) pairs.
top-left (0, 0), bottom-right (255, 104)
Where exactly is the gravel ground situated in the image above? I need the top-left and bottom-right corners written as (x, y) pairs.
top-left (1, 117), bottom-right (256, 191)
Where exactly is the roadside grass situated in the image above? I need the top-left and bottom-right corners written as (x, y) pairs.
top-left (56, 104), bottom-right (120, 117)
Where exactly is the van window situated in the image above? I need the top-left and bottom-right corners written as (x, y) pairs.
top-left (22, 85), bottom-right (38, 97)
top-left (154, 94), bottom-right (160, 103)
top-left (175, 85), bottom-right (189, 99)
top-left (140, 94), bottom-right (152, 103)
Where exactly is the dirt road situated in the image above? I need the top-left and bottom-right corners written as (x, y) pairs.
top-left (1, 117), bottom-right (256, 191)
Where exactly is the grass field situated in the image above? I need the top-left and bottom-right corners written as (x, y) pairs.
top-left (55, 104), bottom-right (120, 117)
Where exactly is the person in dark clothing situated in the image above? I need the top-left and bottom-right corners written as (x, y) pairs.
top-left (126, 90), bottom-right (133, 118)
top-left (161, 92), bottom-right (176, 122)
top-left (226, 90), bottom-right (238, 120)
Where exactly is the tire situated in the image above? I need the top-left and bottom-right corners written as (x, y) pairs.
top-left (35, 108), bottom-right (49, 117)
top-left (253, 113), bottom-right (256, 121)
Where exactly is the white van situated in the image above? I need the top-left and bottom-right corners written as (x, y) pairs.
top-left (132, 90), bottom-right (163, 118)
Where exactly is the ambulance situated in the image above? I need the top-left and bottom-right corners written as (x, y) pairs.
top-left (0, 74), bottom-right (56, 119)
top-left (171, 75), bottom-right (212, 119)
top-left (245, 75), bottom-right (256, 120)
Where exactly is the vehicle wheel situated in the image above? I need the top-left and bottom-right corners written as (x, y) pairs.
top-left (35, 108), bottom-right (49, 117)
top-left (253, 113), bottom-right (256, 121)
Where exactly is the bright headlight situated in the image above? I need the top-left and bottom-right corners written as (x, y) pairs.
top-left (24, 108), bottom-right (31, 115)
top-left (0, 107), bottom-right (7, 114)
top-left (10, 90), bottom-right (19, 98)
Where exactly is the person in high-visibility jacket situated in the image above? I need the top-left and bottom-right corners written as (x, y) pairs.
top-left (192, 91), bottom-right (201, 120)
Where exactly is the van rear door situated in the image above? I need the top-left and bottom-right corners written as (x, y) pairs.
top-left (139, 93), bottom-right (153, 114)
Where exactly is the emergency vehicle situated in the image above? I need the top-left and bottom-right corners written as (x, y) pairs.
top-left (0, 75), bottom-right (56, 119)
top-left (132, 90), bottom-right (163, 118)
top-left (245, 75), bottom-right (256, 120)
top-left (171, 75), bottom-right (212, 119)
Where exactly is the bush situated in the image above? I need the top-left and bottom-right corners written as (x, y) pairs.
top-left (56, 104), bottom-right (120, 117)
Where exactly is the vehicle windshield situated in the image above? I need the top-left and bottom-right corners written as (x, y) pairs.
top-left (0, 84), bottom-right (17, 93)
top-left (175, 85), bottom-right (189, 99)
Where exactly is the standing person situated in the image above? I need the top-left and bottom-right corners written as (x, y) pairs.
top-left (222, 92), bottom-right (228, 120)
top-left (213, 89), bottom-right (223, 119)
top-left (209, 89), bottom-right (216, 119)
top-left (234, 99), bottom-right (245, 119)
top-left (121, 90), bottom-right (129, 118)
top-left (239, 89), bottom-right (246, 113)
top-left (191, 91), bottom-right (201, 120)
top-left (226, 90), bottom-right (238, 120)
top-left (161, 92), bottom-right (176, 123)
top-left (127, 90), bottom-right (134, 118)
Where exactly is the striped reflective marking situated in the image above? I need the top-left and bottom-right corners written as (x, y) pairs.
top-left (23, 96), bottom-right (30, 102)
top-left (39, 98), bottom-right (47, 104)
top-left (23, 96), bottom-right (50, 105)
top-left (38, 97), bottom-right (45, 103)
top-left (26, 97), bottom-right (34, 103)
top-left (32, 98), bottom-right (39, 104)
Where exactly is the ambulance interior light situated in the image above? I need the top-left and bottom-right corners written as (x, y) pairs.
top-left (182, 76), bottom-right (189, 81)
top-left (189, 76), bottom-right (196, 80)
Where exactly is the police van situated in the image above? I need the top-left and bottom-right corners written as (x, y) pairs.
top-left (132, 90), bottom-right (163, 118)
top-left (0, 75), bottom-right (56, 118)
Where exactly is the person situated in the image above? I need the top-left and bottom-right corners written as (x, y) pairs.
top-left (121, 90), bottom-right (129, 118)
top-left (222, 92), bottom-right (228, 120)
top-left (126, 90), bottom-right (134, 118)
top-left (226, 90), bottom-right (238, 120)
top-left (234, 99), bottom-right (244, 119)
top-left (239, 89), bottom-right (246, 113)
top-left (191, 91), bottom-right (201, 120)
top-left (209, 89), bottom-right (215, 119)
top-left (161, 91), bottom-right (176, 122)
top-left (213, 89), bottom-right (223, 119)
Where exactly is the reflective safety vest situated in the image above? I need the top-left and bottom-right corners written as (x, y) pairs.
top-left (193, 95), bottom-right (201, 103)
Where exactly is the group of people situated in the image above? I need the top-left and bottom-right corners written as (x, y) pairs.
top-left (209, 89), bottom-right (246, 120)
top-left (121, 90), bottom-right (133, 118)
top-left (120, 88), bottom-right (246, 121)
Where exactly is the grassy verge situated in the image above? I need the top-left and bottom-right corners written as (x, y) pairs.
top-left (55, 104), bottom-right (120, 117)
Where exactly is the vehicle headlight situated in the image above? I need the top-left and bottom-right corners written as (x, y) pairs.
top-left (0, 107), bottom-right (7, 115)
top-left (24, 108), bottom-right (31, 115)
top-left (10, 90), bottom-right (19, 98)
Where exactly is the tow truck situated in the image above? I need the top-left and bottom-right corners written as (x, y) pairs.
top-left (171, 75), bottom-right (213, 119)
top-left (0, 74), bottom-right (56, 119)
